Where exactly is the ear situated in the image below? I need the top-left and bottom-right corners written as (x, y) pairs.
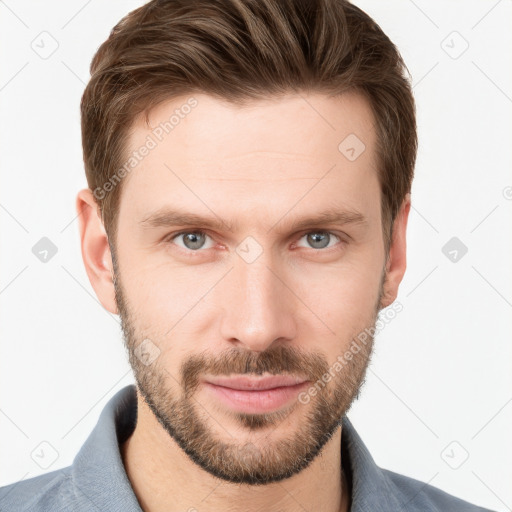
top-left (76, 188), bottom-right (118, 314)
top-left (380, 193), bottom-right (411, 309)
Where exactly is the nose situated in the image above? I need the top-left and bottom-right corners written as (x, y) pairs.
top-left (219, 250), bottom-right (298, 352)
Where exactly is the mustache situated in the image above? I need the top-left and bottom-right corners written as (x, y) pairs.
top-left (179, 344), bottom-right (330, 396)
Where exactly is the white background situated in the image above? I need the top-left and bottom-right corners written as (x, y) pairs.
top-left (0, 1), bottom-right (511, 511)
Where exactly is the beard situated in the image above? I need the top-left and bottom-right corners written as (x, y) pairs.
top-left (112, 247), bottom-right (384, 485)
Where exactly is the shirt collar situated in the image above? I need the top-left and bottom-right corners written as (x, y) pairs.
top-left (341, 412), bottom-right (404, 511)
top-left (71, 384), bottom-right (401, 512)
top-left (71, 385), bottom-right (140, 510)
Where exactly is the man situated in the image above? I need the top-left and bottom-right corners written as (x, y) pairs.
top-left (0, 0), bottom-right (496, 511)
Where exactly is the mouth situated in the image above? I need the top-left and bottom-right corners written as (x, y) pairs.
top-left (201, 374), bottom-right (310, 414)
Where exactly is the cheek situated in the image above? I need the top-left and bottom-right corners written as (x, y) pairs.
top-left (116, 253), bottom-right (177, 326)
top-left (301, 259), bottom-right (381, 337)
top-left (120, 255), bottom-right (225, 347)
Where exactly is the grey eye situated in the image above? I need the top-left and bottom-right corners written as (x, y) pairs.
top-left (298, 231), bottom-right (340, 250)
top-left (173, 231), bottom-right (213, 251)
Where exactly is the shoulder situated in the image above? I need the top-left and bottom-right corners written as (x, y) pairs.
top-left (382, 468), bottom-right (496, 512)
top-left (0, 467), bottom-right (75, 512)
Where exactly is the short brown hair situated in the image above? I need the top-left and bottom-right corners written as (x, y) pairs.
top-left (81, 0), bottom-right (417, 253)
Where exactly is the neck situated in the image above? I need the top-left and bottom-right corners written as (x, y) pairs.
top-left (121, 393), bottom-right (350, 512)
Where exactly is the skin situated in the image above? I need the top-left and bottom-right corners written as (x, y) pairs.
top-left (77, 91), bottom-right (411, 512)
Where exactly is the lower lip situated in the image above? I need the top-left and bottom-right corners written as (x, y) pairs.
top-left (203, 381), bottom-right (310, 414)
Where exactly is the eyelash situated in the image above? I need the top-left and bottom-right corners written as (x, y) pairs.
top-left (164, 229), bottom-right (346, 255)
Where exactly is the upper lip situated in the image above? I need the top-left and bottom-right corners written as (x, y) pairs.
top-left (203, 375), bottom-right (309, 391)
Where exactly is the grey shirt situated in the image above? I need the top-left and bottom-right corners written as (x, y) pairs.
top-left (0, 385), bottom-right (495, 511)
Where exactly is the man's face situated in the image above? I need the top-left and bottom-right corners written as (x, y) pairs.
top-left (112, 92), bottom-right (388, 484)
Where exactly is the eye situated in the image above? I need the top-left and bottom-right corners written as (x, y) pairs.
top-left (165, 229), bottom-right (344, 253)
top-left (169, 231), bottom-right (215, 251)
top-left (295, 231), bottom-right (342, 250)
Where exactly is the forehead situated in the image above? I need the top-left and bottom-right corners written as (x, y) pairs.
top-left (134, 91), bottom-right (377, 163)
top-left (119, 91), bottom-right (380, 227)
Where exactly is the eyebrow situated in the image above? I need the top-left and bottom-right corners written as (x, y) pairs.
top-left (138, 206), bottom-right (368, 234)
